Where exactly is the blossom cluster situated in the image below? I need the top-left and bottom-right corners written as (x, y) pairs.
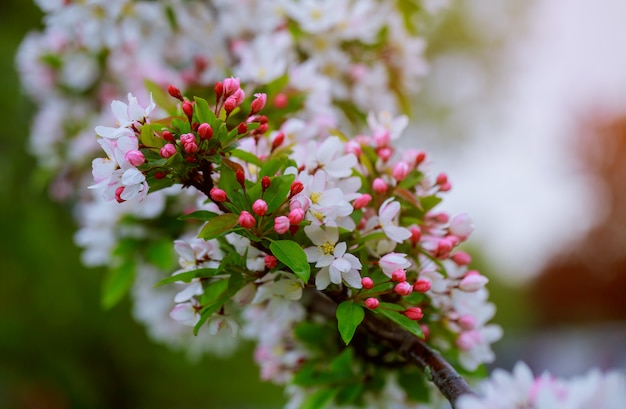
top-left (89, 78), bottom-right (500, 406)
top-left (16, 0), bottom-right (445, 361)
top-left (457, 362), bottom-right (626, 409)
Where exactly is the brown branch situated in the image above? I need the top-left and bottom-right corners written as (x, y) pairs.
top-left (307, 289), bottom-right (475, 408)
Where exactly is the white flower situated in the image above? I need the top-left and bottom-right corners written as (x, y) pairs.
top-left (365, 198), bottom-right (411, 243)
top-left (303, 225), bottom-right (362, 290)
top-left (95, 92), bottom-right (155, 140)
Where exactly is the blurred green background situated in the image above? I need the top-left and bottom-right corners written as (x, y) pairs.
top-left (0, 2), bottom-right (285, 408)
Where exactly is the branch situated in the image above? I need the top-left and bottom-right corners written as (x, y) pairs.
top-left (307, 289), bottom-right (475, 408)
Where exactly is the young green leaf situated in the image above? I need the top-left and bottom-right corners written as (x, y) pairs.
top-left (298, 388), bottom-right (338, 409)
top-left (336, 301), bottom-right (365, 345)
top-left (269, 240), bottom-right (310, 283)
top-left (178, 210), bottom-right (219, 221)
top-left (198, 213), bottom-right (239, 240)
top-left (230, 149), bottom-right (262, 167)
top-left (376, 308), bottom-right (424, 338)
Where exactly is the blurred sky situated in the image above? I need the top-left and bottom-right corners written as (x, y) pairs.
top-left (412, 0), bottom-right (626, 283)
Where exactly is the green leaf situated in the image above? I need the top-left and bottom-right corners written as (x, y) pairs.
top-left (376, 308), bottom-right (424, 339)
top-left (397, 367), bottom-right (430, 403)
top-left (335, 383), bottom-right (364, 406)
top-left (198, 213), bottom-right (239, 240)
top-left (178, 210), bottom-right (218, 221)
top-left (270, 240), bottom-right (310, 283)
top-left (193, 294), bottom-right (228, 336)
top-left (217, 164), bottom-right (246, 209)
top-left (227, 270), bottom-right (245, 296)
top-left (193, 96), bottom-right (215, 125)
top-left (154, 268), bottom-right (220, 287)
top-left (230, 148), bottom-right (262, 167)
top-left (101, 258), bottom-right (135, 309)
top-left (200, 279), bottom-right (229, 305)
top-left (329, 347), bottom-right (354, 379)
top-left (259, 156), bottom-right (286, 178)
top-left (421, 195), bottom-right (442, 213)
top-left (378, 301), bottom-right (405, 312)
top-left (139, 123), bottom-right (163, 148)
top-left (298, 388), bottom-right (338, 409)
top-left (336, 301), bottom-right (364, 345)
top-left (264, 174), bottom-right (295, 212)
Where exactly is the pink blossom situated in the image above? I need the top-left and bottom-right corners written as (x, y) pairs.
top-left (392, 161), bottom-right (411, 181)
top-left (198, 123), bottom-right (213, 139)
top-left (353, 193), bottom-right (372, 209)
top-left (361, 277), bottom-right (374, 289)
top-left (394, 281), bottom-right (413, 296)
top-left (391, 269), bottom-right (406, 282)
top-left (379, 252), bottom-right (411, 277)
top-left (160, 144), bottom-right (177, 159)
top-left (364, 297), bottom-right (379, 309)
top-left (210, 188), bottom-right (227, 202)
top-left (413, 279), bottom-right (432, 293)
top-left (288, 208), bottom-right (305, 224)
top-left (250, 93), bottom-right (267, 114)
top-left (451, 251), bottom-right (472, 266)
top-left (274, 216), bottom-right (290, 234)
top-left (124, 150), bottom-right (145, 167)
top-left (449, 213), bottom-right (474, 240)
top-left (239, 211), bottom-right (256, 228)
top-left (252, 199), bottom-right (268, 216)
top-left (459, 271), bottom-right (489, 292)
top-left (404, 307), bottom-right (423, 321)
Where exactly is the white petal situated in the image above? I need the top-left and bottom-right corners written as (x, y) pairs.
top-left (342, 269), bottom-right (362, 289)
top-left (315, 267), bottom-right (331, 290)
top-left (384, 225), bottom-right (411, 243)
top-left (304, 246), bottom-right (323, 263)
top-left (121, 168), bottom-right (145, 185)
top-left (333, 242), bottom-right (347, 257)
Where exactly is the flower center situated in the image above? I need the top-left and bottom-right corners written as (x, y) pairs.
top-left (320, 242), bottom-right (335, 255)
top-left (310, 191), bottom-right (322, 204)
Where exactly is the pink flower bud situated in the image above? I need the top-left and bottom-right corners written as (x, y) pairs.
top-left (183, 141), bottom-right (198, 154)
top-left (162, 130), bottom-right (174, 142)
top-left (415, 151), bottom-right (426, 165)
top-left (125, 150), bottom-right (145, 166)
top-left (436, 172), bottom-right (448, 185)
top-left (456, 330), bottom-right (481, 351)
top-left (451, 251), bottom-right (472, 266)
top-left (272, 132), bottom-right (285, 150)
top-left (374, 129), bottom-right (390, 148)
top-left (430, 212), bottom-right (449, 224)
top-left (413, 279), bottom-right (431, 293)
top-left (261, 176), bottom-right (271, 191)
top-left (252, 199), bottom-right (268, 216)
top-left (364, 297), bottom-right (380, 309)
top-left (449, 213), bottom-right (473, 240)
top-left (288, 208), bottom-right (305, 225)
top-left (215, 81), bottom-right (224, 100)
top-left (372, 178), bottom-right (388, 194)
top-left (274, 216), bottom-right (290, 234)
top-left (255, 123), bottom-right (268, 135)
top-left (264, 255), bottom-right (277, 270)
top-left (114, 186), bottom-right (125, 203)
top-left (458, 315), bottom-right (476, 330)
top-left (198, 123), bottom-right (213, 139)
top-left (435, 238), bottom-right (454, 258)
top-left (180, 133), bottom-right (195, 144)
top-left (353, 194), bottom-right (372, 210)
top-left (394, 281), bottom-right (413, 296)
top-left (420, 324), bottom-right (430, 340)
top-left (377, 147), bottom-right (392, 162)
top-left (160, 144), bottom-right (177, 159)
top-left (224, 96), bottom-right (237, 114)
top-left (223, 76), bottom-right (240, 95)
top-left (231, 88), bottom-right (245, 105)
top-left (289, 180), bottom-right (304, 197)
top-left (379, 253), bottom-right (410, 277)
top-left (410, 226), bottom-right (421, 245)
top-left (273, 93), bottom-right (288, 109)
top-left (439, 182), bottom-right (452, 192)
top-left (459, 271), bottom-right (488, 292)
top-left (392, 161), bottom-right (411, 182)
top-left (210, 188), bottom-right (228, 202)
top-left (238, 211), bottom-right (256, 228)
top-left (404, 307), bottom-right (424, 321)
top-left (168, 84), bottom-right (183, 100)
top-left (238, 122), bottom-right (248, 134)
top-left (182, 100), bottom-right (194, 119)
top-left (236, 169), bottom-right (245, 188)
top-left (345, 140), bottom-right (362, 157)
top-left (391, 269), bottom-right (407, 282)
top-left (250, 93), bottom-right (267, 115)
top-left (361, 277), bottom-right (374, 289)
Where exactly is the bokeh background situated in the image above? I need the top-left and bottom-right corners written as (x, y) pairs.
top-left (2, 0), bottom-right (625, 408)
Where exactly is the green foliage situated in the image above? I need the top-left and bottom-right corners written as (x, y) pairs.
top-left (375, 307), bottom-right (424, 339)
top-left (101, 257), bottom-right (136, 309)
top-left (198, 213), bottom-right (239, 240)
top-left (269, 240), bottom-right (310, 283)
top-left (335, 301), bottom-right (365, 345)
